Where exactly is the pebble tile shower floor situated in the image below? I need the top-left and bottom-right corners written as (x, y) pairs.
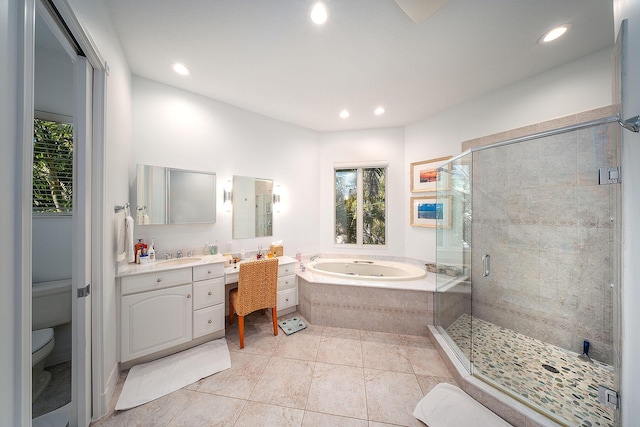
top-left (446, 313), bottom-right (615, 427)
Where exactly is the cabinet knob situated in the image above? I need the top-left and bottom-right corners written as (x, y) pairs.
top-left (208, 270), bottom-right (212, 274)
top-left (208, 291), bottom-right (213, 296)
top-left (187, 294), bottom-right (191, 298)
top-left (156, 278), bottom-right (162, 283)
top-left (208, 319), bottom-right (212, 324)
top-left (285, 298), bottom-right (289, 302)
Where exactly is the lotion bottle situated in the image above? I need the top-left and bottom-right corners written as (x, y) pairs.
top-left (148, 238), bottom-right (156, 261)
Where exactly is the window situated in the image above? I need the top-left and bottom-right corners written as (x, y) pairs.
top-left (335, 165), bottom-right (386, 246)
top-left (33, 116), bottom-right (73, 213)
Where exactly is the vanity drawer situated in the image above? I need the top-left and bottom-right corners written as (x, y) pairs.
top-left (278, 263), bottom-right (296, 277)
top-left (193, 278), bottom-right (225, 310)
top-left (277, 287), bottom-right (298, 310)
top-left (193, 263), bottom-right (225, 281)
top-left (277, 275), bottom-right (296, 291)
top-left (121, 268), bottom-right (192, 296)
top-left (193, 304), bottom-right (225, 339)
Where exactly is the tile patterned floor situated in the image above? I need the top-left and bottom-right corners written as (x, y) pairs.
top-left (91, 312), bottom-right (457, 427)
top-left (32, 360), bottom-right (71, 418)
top-left (446, 314), bottom-right (615, 427)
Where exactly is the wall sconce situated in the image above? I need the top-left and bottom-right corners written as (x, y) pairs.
top-left (272, 185), bottom-right (281, 212)
top-left (223, 180), bottom-right (232, 212)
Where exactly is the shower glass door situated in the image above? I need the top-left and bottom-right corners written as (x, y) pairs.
top-left (435, 152), bottom-right (473, 373)
top-left (470, 122), bottom-right (620, 427)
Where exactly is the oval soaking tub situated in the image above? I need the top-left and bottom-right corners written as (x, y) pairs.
top-left (305, 258), bottom-right (426, 281)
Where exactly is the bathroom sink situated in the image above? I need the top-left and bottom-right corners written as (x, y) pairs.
top-left (159, 257), bottom-right (202, 267)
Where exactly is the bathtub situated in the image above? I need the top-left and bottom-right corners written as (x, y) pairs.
top-left (297, 257), bottom-right (435, 335)
top-left (306, 258), bottom-right (427, 281)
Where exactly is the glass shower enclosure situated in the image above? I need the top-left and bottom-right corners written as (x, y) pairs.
top-left (434, 119), bottom-right (620, 427)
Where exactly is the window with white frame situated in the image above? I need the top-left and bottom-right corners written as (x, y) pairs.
top-left (334, 164), bottom-right (386, 246)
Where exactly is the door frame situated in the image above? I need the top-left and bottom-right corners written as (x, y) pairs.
top-left (18, 0), bottom-right (107, 424)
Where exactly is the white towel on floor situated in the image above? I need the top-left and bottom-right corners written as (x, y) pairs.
top-left (413, 383), bottom-right (511, 427)
top-left (125, 215), bottom-right (135, 263)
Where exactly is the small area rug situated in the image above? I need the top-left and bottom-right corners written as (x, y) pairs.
top-left (115, 338), bottom-right (231, 410)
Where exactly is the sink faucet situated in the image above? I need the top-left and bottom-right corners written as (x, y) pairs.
top-left (177, 250), bottom-right (183, 259)
top-left (187, 250), bottom-right (194, 257)
top-left (164, 253), bottom-right (172, 260)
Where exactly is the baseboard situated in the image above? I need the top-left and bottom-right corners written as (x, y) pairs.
top-left (93, 363), bottom-right (119, 421)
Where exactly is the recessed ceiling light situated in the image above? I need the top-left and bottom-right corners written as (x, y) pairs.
top-left (339, 110), bottom-right (350, 119)
top-left (172, 62), bottom-right (190, 76)
top-left (374, 106), bottom-right (385, 115)
top-left (311, 2), bottom-right (328, 25)
top-left (539, 24), bottom-right (571, 44)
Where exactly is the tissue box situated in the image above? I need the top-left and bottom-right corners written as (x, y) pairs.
top-left (270, 245), bottom-right (283, 257)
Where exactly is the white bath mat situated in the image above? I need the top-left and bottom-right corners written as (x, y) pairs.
top-left (278, 317), bottom-right (307, 335)
top-left (115, 338), bottom-right (231, 411)
top-left (413, 383), bottom-right (511, 427)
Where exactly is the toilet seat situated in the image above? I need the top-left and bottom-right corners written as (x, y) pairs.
top-left (32, 328), bottom-right (55, 402)
top-left (32, 328), bottom-right (54, 353)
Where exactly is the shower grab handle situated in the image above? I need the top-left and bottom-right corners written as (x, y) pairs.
top-left (482, 254), bottom-right (490, 277)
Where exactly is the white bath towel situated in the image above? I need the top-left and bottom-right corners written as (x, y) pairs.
top-left (413, 383), bottom-right (511, 427)
top-left (115, 210), bottom-right (126, 262)
top-left (125, 215), bottom-right (135, 263)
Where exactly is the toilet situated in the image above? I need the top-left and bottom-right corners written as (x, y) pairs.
top-left (32, 328), bottom-right (55, 402)
top-left (32, 279), bottom-right (72, 402)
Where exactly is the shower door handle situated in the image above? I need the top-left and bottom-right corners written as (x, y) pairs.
top-left (482, 254), bottom-right (490, 277)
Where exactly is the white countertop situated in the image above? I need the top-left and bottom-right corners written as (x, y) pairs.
top-left (116, 253), bottom-right (227, 278)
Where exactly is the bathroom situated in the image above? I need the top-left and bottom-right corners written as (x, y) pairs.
top-left (3, 0), bottom-right (640, 426)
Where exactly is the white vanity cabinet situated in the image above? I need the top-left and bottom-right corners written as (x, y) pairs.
top-left (192, 264), bottom-right (225, 339)
top-left (276, 258), bottom-right (298, 315)
top-left (121, 282), bottom-right (193, 362)
top-left (118, 258), bottom-right (226, 364)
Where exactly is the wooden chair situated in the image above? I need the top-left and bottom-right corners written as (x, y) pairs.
top-left (228, 258), bottom-right (279, 349)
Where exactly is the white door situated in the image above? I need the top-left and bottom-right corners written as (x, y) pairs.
top-left (70, 55), bottom-right (93, 427)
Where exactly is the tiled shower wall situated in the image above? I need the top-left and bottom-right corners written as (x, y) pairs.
top-left (470, 122), bottom-right (619, 365)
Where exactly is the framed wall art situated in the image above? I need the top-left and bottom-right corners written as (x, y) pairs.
top-left (410, 195), bottom-right (451, 228)
top-left (410, 156), bottom-right (452, 193)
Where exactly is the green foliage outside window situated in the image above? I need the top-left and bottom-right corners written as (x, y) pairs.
top-left (363, 167), bottom-right (385, 245)
top-left (33, 119), bottom-right (73, 213)
top-left (335, 167), bottom-right (386, 245)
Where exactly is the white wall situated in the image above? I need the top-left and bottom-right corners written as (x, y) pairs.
top-left (131, 77), bottom-right (321, 257)
top-left (404, 47), bottom-right (613, 262)
top-left (32, 216), bottom-right (72, 283)
top-left (35, 46), bottom-right (73, 116)
top-left (319, 127), bottom-right (405, 256)
top-left (614, 0), bottom-right (640, 424)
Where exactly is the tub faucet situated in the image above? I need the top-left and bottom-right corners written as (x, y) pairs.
top-left (310, 255), bottom-right (320, 261)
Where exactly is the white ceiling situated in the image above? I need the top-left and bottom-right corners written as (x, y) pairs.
top-left (104, 0), bottom-right (614, 132)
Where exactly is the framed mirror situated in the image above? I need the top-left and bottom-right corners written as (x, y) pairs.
top-left (136, 164), bottom-right (216, 225)
top-left (232, 175), bottom-right (273, 239)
